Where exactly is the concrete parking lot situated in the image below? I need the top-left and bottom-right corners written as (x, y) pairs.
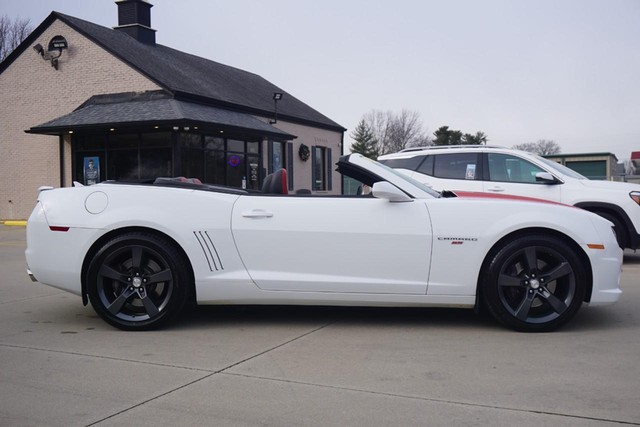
top-left (1, 224), bottom-right (639, 426)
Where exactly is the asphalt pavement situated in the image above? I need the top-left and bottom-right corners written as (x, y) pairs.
top-left (1, 225), bottom-right (639, 426)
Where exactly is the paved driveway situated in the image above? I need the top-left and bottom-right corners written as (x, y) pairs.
top-left (1, 225), bottom-right (639, 426)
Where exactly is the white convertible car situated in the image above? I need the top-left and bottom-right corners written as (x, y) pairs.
top-left (25, 154), bottom-right (622, 332)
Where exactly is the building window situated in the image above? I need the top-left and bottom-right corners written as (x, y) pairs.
top-left (312, 146), bottom-right (332, 191)
top-left (269, 141), bottom-right (285, 172)
top-left (73, 132), bottom-right (172, 184)
top-left (180, 133), bottom-right (261, 190)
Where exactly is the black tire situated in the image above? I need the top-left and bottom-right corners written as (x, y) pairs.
top-left (482, 235), bottom-right (586, 332)
top-left (86, 232), bottom-right (190, 331)
top-left (596, 211), bottom-right (627, 249)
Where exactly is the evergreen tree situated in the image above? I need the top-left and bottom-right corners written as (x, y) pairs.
top-left (350, 119), bottom-right (379, 159)
top-left (433, 126), bottom-right (463, 146)
top-left (434, 126), bottom-right (488, 145)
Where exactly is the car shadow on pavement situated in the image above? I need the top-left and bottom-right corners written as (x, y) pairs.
top-left (174, 303), bottom-right (625, 334)
top-left (177, 305), bottom-right (504, 332)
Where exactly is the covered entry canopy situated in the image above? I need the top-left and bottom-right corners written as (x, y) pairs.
top-left (27, 91), bottom-right (296, 140)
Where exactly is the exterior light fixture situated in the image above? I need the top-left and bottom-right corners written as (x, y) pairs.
top-left (270, 92), bottom-right (284, 124)
top-left (33, 36), bottom-right (68, 70)
top-left (172, 126), bottom-right (179, 131)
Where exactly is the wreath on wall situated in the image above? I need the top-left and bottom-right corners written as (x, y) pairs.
top-left (299, 144), bottom-right (310, 162)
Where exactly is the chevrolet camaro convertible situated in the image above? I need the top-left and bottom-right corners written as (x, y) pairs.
top-left (25, 154), bottom-right (622, 332)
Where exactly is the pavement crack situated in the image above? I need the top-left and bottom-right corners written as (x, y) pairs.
top-left (0, 343), bottom-right (214, 373)
top-left (85, 371), bottom-right (218, 427)
top-left (215, 321), bottom-right (335, 374)
top-left (0, 322), bottom-right (334, 426)
top-left (83, 322), bottom-right (334, 425)
top-left (221, 372), bottom-right (640, 426)
top-left (0, 292), bottom-right (66, 305)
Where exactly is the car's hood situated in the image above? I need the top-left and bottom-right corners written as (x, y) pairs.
top-left (578, 179), bottom-right (640, 192)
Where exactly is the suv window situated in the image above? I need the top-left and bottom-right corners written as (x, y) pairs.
top-left (416, 155), bottom-right (434, 175)
top-left (487, 153), bottom-right (545, 183)
top-left (378, 156), bottom-right (424, 171)
top-left (433, 153), bottom-right (480, 180)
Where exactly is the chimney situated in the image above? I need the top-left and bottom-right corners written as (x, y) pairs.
top-left (114, 0), bottom-right (156, 45)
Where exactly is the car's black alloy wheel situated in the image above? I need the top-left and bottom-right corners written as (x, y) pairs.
top-left (87, 232), bottom-right (190, 331)
top-left (483, 235), bottom-right (586, 332)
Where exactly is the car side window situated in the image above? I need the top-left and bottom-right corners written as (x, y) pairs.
top-left (416, 155), bottom-right (434, 175)
top-left (487, 153), bottom-right (545, 183)
top-left (378, 156), bottom-right (424, 171)
top-left (433, 153), bottom-right (480, 180)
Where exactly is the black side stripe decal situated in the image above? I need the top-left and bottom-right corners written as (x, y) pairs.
top-left (194, 231), bottom-right (224, 271)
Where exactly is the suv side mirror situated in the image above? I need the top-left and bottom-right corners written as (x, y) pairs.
top-left (535, 172), bottom-right (558, 184)
top-left (372, 182), bottom-right (413, 202)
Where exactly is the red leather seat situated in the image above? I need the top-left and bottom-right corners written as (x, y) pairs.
top-left (261, 169), bottom-right (288, 194)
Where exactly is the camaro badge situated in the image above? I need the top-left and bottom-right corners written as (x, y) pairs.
top-left (438, 237), bottom-right (478, 245)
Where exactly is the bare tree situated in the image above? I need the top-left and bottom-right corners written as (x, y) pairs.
top-left (363, 110), bottom-right (392, 155)
top-left (513, 139), bottom-right (561, 156)
top-left (0, 15), bottom-right (33, 62)
top-left (362, 109), bottom-right (431, 155)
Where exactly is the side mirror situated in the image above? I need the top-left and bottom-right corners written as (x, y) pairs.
top-left (372, 182), bottom-right (413, 202)
top-left (535, 172), bottom-right (558, 184)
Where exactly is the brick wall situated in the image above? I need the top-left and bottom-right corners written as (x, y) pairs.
top-left (0, 19), bottom-right (160, 220)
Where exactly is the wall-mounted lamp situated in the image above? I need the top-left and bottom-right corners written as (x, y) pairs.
top-left (270, 92), bottom-right (283, 124)
top-left (33, 35), bottom-right (68, 70)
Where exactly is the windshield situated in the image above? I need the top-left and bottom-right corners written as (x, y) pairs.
top-left (361, 156), bottom-right (442, 198)
top-left (536, 156), bottom-right (588, 180)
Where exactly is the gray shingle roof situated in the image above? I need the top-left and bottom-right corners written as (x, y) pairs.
top-left (28, 91), bottom-right (295, 140)
top-left (52, 12), bottom-right (344, 131)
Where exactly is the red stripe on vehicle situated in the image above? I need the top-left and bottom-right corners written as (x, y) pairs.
top-left (452, 191), bottom-right (570, 207)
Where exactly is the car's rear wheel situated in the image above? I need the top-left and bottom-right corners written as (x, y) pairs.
top-left (482, 235), bottom-right (586, 332)
top-left (87, 232), bottom-right (190, 331)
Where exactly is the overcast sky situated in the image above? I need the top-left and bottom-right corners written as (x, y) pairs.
top-left (4, 0), bottom-right (639, 160)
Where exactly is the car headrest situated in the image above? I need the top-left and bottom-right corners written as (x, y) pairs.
top-left (261, 169), bottom-right (288, 194)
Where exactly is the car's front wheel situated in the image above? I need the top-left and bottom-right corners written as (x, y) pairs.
top-left (482, 235), bottom-right (586, 332)
top-left (86, 232), bottom-right (190, 331)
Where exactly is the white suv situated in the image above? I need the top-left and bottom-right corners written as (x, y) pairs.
top-left (378, 145), bottom-right (640, 249)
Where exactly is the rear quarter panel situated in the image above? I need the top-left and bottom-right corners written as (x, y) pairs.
top-left (31, 185), bottom-right (253, 299)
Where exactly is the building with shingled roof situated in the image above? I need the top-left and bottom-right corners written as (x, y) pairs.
top-left (0, 0), bottom-right (345, 220)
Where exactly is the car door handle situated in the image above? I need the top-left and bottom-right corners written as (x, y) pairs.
top-left (487, 186), bottom-right (505, 192)
top-left (242, 210), bottom-right (274, 218)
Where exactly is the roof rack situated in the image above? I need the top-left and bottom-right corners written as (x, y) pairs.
top-left (398, 145), bottom-right (506, 153)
